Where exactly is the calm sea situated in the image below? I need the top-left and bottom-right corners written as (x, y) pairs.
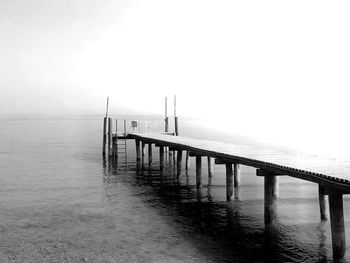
top-left (0, 116), bottom-right (349, 262)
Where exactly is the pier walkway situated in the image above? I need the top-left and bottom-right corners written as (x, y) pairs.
top-left (124, 132), bottom-right (350, 260)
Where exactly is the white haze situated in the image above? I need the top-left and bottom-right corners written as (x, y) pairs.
top-left (1, 0), bottom-right (350, 157)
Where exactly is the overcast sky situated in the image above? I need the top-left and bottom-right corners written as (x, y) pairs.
top-left (1, 0), bottom-right (350, 156)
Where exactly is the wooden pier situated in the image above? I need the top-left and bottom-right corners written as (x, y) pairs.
top-left (114, 131), bottom-right (350, 260)
top-left (101, 97), bottom-right (350, 260)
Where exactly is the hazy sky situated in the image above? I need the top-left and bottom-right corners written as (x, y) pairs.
top-left (1, 1), bottom-right (350, 155)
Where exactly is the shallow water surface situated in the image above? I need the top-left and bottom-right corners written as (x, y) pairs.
top-left (0, 118), bottom-right (349, 262)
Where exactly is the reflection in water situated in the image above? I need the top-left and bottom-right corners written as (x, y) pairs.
top-left (102, 152), bottom-right (335, 263)
top-left (317, 221), bottom-right (328, 263)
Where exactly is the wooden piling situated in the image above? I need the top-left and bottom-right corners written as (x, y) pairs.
top-left (102, 117), bottom-right (107, 156)
top-left (141, 141), bottom-right (146, 165)
top-left (135, 139), bottom-right (141, 161)
top-left (176, 150), bottom-right (183, 177)
top-left (264, 175), bottom-right (278, 224)
top-left (108, 118), bottom-right (113, 157)
top-left (226, 163), bottom-right (233, 201)
top-left (196, 156), bottom-right (202, 188)
top-left (208, 157), bottom-right (214, 180)
top-left (159, 146), bottom-right (165, 171)
top-left (185, 151), bottom-right (190, 170)
top-left (329, 193), bottom-right (346, 260)
top-left (165, 97), bottom-right (169, 133)
top-left (115, 119), bottom-right (118, 158)
top-left (318, 184), bottom-right (327, 220)
top-left (234, 163), bottom-right (241, 188)
top-left (174, 95), bottom-right (179, 136)
top-left (148, 143), bottom-right (152, 165)
top-left (175, 117), bottom-right (179, 136)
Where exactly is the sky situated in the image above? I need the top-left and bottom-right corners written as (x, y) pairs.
top-left (1, 0), bottom-right (350, 156)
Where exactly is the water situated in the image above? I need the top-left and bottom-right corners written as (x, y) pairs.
top-left (0, 116), bottom-right (349, 262)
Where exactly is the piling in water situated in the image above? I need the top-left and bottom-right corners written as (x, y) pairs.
top-left (329, 193), bottom-right (346, 260)
top-left (226, 163), bottom-right (233, 201)
top-left (196, 156), bottom-right (202, 188)
top-left (148, 143), bottom-right (152, 165)
top-left (108, 118), bottom-right (113, 157)
top-left (102, 117), bottom-right (107, 156)
top-left (319, 184), bottom-right (327, 220)
top-left (176, 150), bottom-right (183, 177)
top-left (264, 174), bottom-right (279, 225)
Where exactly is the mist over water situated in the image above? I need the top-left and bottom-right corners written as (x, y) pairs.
top-left (0, 116), bottom-right (349, 262)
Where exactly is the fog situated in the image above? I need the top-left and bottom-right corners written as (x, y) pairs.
top-left (1, 0), bottom-right (350, 157)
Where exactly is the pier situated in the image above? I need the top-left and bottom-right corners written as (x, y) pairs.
top-left (102, 97), bottom-right (350, 260)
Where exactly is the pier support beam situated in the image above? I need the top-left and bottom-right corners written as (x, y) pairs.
top-left (141, 141), bottom-right (146, 166)
top-left (159, 146), bottom-right (165, 171)
top-left (329, 193), bottom-right (346, 260)
top-left (108, 118), bottom-right (113, 157)
top-left (185, 151), bottom-right (190, 170)
top-left (148, 143), bottom-right (152, 166)
top-left (196, 156), bottom-right (202, 188)
top-left (264, 174), bottom-right (279, 225)
top-left (175, 117), bottom-right (179, 136)
top-left (176, 150), bottom-right (183, 177)
top-left (135, 139), bottom-right (141, 162)
top-left (208, 157), bottom-right (214, 182)
top-left (102, 117), bottom-right (107, 156)
top-left (226, 163), bottom-right (233, 201)
top-left (233, 163), bottom-right (241, 188)
top-left (319, 185), bottom-right (327, 220)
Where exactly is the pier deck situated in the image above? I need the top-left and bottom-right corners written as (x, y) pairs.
top-left (129, 132), bottom-right (350, 192)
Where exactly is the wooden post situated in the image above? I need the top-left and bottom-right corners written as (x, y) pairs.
top-left (115, 119), bottom-right (118, 158)
top-left (108, 118), bottom-right (113, 157)
top-left (264, 175), bottom-right (278, 225)
top-left (319, 185), bottom-right (327, 220)
top-left (141, 141), bottom-right (146, 166)
top-left (176, 150), bottom-right (183, 177)
top-left (175, 117), bottom-right (179, 136)
top-left (148, 143), bottom-right (152, 165)
top-left (135, 139), bottom-right (141, 162)
top-left (165, 97), bottom-right (169, 133)
top-left (226, 163), bottom-right (233, 201)
top-left (174, 95), bottom-right (179, 136)
top-left (329, 193), bottom-right (346, 260)
top-left (185, 151), bottom-right (190, 170)
top-left (102, 117), bottom-right (107, 156)
top-left (234, 163), bottom-right (241, 188)
top-left (123, 119), bottom-right (127, 136)
top-left (196, 156), bottom-right (202, 188)
top-left (159, 146), bottom-right (165, 171)
top-left (208, 157), bottom-right (214, 180)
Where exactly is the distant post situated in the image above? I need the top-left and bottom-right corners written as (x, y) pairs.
top-left (108, 118), bottom-right (113, 157)
top-left (102, 96), bottom-right (109, 156)
top-left (174, 95), bottom-right (179, 136)
top-left (165, 97), bottom-right (169, 133)
top-left (102, 117), bottom-right (107, 156)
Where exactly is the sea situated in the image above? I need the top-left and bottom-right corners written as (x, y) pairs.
top-left (0, 115), bottom-right (349, 263)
